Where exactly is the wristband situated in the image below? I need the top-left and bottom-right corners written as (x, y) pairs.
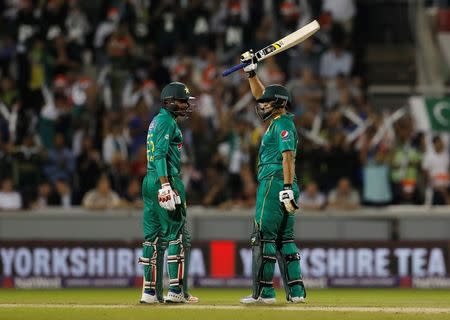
top-left (283, 184), bottom-right (293, 190)
top-left (247, 70), bottom-right (256, 78)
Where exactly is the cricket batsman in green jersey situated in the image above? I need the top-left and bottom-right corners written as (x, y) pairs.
top-left (239, 50), bottom-right (307, 304)
top-left (138, 82), bottom-right (198, 304)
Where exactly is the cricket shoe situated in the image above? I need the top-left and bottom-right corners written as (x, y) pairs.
top-left (165, 290), bottom-right (187, 303)
top-left (140, 292), bottom-right (159, 304)
top-left (240, 295), bottom-right (276, 304)
top-left (288, 296), bottom-right (306, 304)
top-left (185, 294), bottom-right (199, 304)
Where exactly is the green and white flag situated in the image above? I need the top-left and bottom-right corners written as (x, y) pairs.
top-left (409, 96), bottom-right (450, 132)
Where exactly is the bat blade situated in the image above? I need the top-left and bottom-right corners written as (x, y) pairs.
top-left (255, 20), bottom-right (320, 61)
top-left (222, 20), bottom-right (320, 77)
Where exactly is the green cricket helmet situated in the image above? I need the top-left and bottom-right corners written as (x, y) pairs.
top-left (160, 82), bottom-right (195, 118)
top-left (255, 84), bottom-right (291, 121)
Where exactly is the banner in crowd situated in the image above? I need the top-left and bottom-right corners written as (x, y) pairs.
top-left (1, 240), bottom-right (449, 288)
top-left (410, 96), bottom-right (450, 132)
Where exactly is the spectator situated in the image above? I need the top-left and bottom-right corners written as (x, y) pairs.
top-left (102, 123), bottom-right (128, 165)
top-left (75, 135), bottom-right (103, 202)
top-left (123, 178), bottom-right (144, 209)
top-left (322, 0), bottom-right (356, 34)
top-left (319, 41), bottom-right (353, 79)
top-left (52, 178), bottom-right (72, 208)
top-left (299, 181), bottom-right (326, 210)
top-left (390, 118), bottom-right (423, 204)
top-left (107, 155), bottom-right (132, 197)
top-left (11, 134), bottom-right (43, 207)
top-left (327, 177), bottom-right (360, 210)
top-left (44, 133), bottom-right (75, 184)
top-left (287, 36), bottom-right (321, 78)
top-left (130, 145), bottom-right (148, 181)
top-left (422, 135), bottom-right (450, 205)
top-left (0, 178), bottom-right (22, 210)
top-left (286, 67), bottom-right (323, 115)
top-left (322, 129), bottom-right (359, 191)
top-left (32, 182), bottom-right (52, 209)
top-left (3, 1), bottom-right (437, 210)
top-left (82, 174), bottom-right (121, 210)
top-left (360, 126), bottom-right (392, 206)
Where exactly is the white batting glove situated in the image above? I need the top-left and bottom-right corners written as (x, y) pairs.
top-left (240, 50), bottom-right (257, 77)
top-left (158, 183), bottom-right (177, 211)
top-left (279, 185), bottom-right (299, 213)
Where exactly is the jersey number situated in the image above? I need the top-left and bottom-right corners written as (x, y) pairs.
top-left (147, 139), bottom-right (155, 162)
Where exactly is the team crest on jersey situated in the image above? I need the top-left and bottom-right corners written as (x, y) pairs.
top-left (281, 130), bottom-right (289, 139)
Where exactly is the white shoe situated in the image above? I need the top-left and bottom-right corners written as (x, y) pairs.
top-left (185, 294), bottom-right (199, 303)
top-left (240, 295), bottom-right (276, 304)
top-left (140, 292), bottom-right (159, 304)
top-left (240, 295), bottom-right (258, 304)
top-left (288, 296), bottom-right (306, 304)
top-left (257, 297), bottom-right (276, 304)
top-left (165, 290), bottom-right (187, 303)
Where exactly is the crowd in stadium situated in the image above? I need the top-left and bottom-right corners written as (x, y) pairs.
top-left (0, 0), bottom-right (449, 211)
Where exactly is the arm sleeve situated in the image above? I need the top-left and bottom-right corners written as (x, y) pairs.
top-left (276, 122), bottom-right (296, 153)
top-left (153, 120), bottom-right (174, 178)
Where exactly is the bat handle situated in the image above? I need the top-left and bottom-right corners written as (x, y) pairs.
top-left (222, 62), bottom-right (249, 77)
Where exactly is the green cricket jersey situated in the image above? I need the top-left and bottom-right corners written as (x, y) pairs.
top-left (257, 113), bottom-right (298, 182)
top-left (146, 108), bottom-right (183, 177)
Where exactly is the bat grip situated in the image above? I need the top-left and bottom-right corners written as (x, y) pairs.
top-left (222, 62), bottom-right (249, 77)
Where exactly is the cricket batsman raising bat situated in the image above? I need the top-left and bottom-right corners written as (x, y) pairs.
top-left (239, 39), bottom-right (311, 304)
top-left (222, 20), bottom-right (320, 77)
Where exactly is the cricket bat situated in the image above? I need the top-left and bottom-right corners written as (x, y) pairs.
top-left (222, 20), bottom-right (320, 77)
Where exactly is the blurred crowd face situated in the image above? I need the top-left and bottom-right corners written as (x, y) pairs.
top-left (82, 136), bottom-right (93, 152)
top-left (20, 0), bottom-right (33, 10)
top-left (306, 182), bottom-right (318, 197)
top-left (23, 135), bottom-right (35, 148)
top-left (127, 179), bottom-right (140, 198)
top-left (337, 178), bottom-right (351, 195)
top-left (396, 119), bottom-right (413, 142)
top-left (433, 136), bottom-right (444, 153)
top-left (302, 38), bottom-right (314, 52)
top-left (97, 176), bottom-right (111, 196)
top-left (331, 131), bottom-right (346, 148)
top-left (111, 125), bottom-right (122, 137)
top-left (301, 68), bottom-right (314, 84)
top-left (1, 179), bottom-right (13, 192)
top-left (54, 134), bottom-right (65, 150)
top-left (327, 111), bottom-right (342, 129)
top-left (1, 77), bottom-right (14, 92)
top-left (55, 179), bottom-right (70, 195)
top-left (38, 183), bottom-right (51, 198)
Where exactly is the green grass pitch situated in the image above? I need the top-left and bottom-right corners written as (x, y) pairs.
top-left (0, 288), bottom-right (450, 320)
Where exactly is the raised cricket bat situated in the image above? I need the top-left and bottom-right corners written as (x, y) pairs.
top-left (222, 20), bottom-right (320, 77)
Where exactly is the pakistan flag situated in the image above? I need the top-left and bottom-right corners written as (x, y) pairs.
top-left (409, 96), bottom-right (450, 132)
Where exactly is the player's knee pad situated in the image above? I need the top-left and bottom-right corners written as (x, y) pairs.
top-left (258, 239), bottom-right (277, 287)
top-left (281, 240), bottom-right (306, 297)
top-left (167, 235), bottom-right (185, 287)
top-left (251, 230), bottom-right (261, 266)
top-left (139, 238), bottom-right (161, 290)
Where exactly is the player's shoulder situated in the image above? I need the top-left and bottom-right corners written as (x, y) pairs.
top-left (273, 113), bottom-right (296, 131)
top-left (151, 111), bottom-right (174, 128)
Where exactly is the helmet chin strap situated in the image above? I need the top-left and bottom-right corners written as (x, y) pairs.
top-left (256, 99), bottom-right (287, 121)
top-left (163, 99), bottom-right (192, 120)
